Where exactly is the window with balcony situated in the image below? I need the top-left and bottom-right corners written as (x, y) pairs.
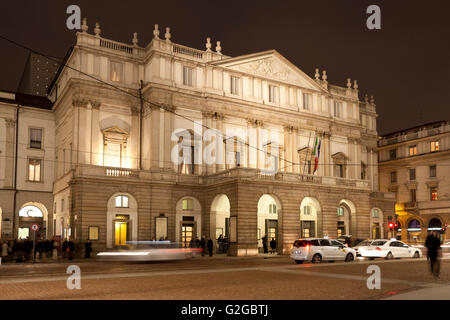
top-left (430, 165), bottom-right (436, 178)
top-left (430, 188), bottom-right (438, 201)
top-left (409, 168), bottom-right (416, 181)
top-left (409, 145), bottom-right (417, 156)
top-left (430, 141), bottom-right (439, 152)
top-left (268, 85), bottom-right (278, 103)
top-left (389, 149), bottom-right (397, 160)
top-left (410, 189), bottom-right (416, 203)
top-left (183, 66), bottom-right (193, 86)
top-left (115, 195), bottom-right (129, 208)
top-left (28, 159), bottom-right (41, 182)
top-left (390, 171), bottom-right (397, 183)
top-left (30, 128), bottom-right (42, 149)
top-left (333, 101), bottom-right (342, 118)
top-left (230, 76), bottom-right (240, 95)
top-left (110, 61), bottom-right (123, 82)
top-left (303, 93), bottom-right (311, 110)
top-left (102, 127), bottom-right (129, 168)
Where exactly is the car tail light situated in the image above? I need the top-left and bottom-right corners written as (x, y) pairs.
top-left (376, 247), bottom-right (382, 251)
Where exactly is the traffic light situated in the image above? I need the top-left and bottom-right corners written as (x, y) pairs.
top-left (394, 223), bottom-right (399, 231)
top-left (388, 223), bottom-right (394, 231)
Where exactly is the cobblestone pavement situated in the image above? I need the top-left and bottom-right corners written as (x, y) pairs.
top-left (0, 255), bottom-right (448, 300)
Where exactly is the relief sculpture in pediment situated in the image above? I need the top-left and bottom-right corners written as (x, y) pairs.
top-left (239, 58), bottom-right (289, 81)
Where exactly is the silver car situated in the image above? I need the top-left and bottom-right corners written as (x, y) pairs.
top-left (290, 238), bottom-right (356, 264)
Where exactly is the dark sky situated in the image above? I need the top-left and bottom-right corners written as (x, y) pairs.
top-left (0, 0), bottom-right (449, 134)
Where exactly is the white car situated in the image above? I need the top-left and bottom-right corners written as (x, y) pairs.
top-left (353, 240), bottom-right (376, 257)
top-left (359, 239), bottom-right (422, 259)
top-left (290, 238), bottom-right (357, 264)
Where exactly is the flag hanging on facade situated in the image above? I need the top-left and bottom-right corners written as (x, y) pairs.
top-left (314, 138), bottom-right (322, 174)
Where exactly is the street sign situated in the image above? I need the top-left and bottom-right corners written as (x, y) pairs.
top-left (31, 224), bottom-right (39, 231)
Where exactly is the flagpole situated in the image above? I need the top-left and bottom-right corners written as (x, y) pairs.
top-left (302, 131), bottom-right (312, 175)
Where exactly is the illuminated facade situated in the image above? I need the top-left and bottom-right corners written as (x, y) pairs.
top-left (1, 21), bottom-right (395, 255)
top-left (378, 121), bottom-right (450, 242)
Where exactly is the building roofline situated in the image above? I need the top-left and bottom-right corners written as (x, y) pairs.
top-left (380, 120), bottom-right (450, 139)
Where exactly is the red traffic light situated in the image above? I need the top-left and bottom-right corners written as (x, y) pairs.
top-left (388, 223), bottom-right (394, 229)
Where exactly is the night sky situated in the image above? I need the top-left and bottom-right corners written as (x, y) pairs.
top-left (0, 0), bottom-right (449, 134)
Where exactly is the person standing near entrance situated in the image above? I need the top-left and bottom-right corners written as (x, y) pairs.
top-left (84, 239), bottom-right (92, 258)
top-left (207, 238), bottom-right (213, 257)
top-left (262, 235), bottom-right (268, 254)
top-left (270, 238), bottom-right (277, 254)
top-left (425, 231), bottom-right (441, 279)
top-left (200, 236), bottom-right (206, 256)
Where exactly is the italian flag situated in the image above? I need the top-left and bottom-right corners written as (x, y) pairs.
top-left (311, 134), bottom-right (318, 172)
top-left (313, 136), bottom-right (321, 174)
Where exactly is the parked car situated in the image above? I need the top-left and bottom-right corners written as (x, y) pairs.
top-left (359, 239), bottom-right (422, 259)
top-left (290, 238), bottom-right (356, 264)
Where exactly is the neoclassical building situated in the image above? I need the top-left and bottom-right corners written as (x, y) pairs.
top-left (378, 121), bottom-right (449, 243)
top-left (1, 20), bottom-right (395, 255)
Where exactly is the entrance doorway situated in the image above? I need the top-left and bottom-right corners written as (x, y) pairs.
top-left (372, 223), bottom-right (380, 239)
top-left (266, 219), bottom-right (278, 252)
top-left (181, 224), bottom-right (194, 247)
top-left (114, 215), bottom-right (129, 246)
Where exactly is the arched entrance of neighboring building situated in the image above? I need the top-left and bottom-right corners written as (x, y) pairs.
top-left (257, 194), bottom-right (281, 253)
top-left (176, 196), bottom-right (201, 247)
top-left (18, 202), bottom-right (48, 240)
top-left (370, 208), bottom-right (384, 239)
top-left (300, 197), bottom-right (320, 238)
top-left (107, 193), bottom-right (138, 248)
top-left (337, 200), bottom-right (356, 238)
top-left (428, 218), bottom-right (444, 242)
top-left (210, 194), bottom-right (230, 242)
top-left (407, 219), bottom-right (422, 242)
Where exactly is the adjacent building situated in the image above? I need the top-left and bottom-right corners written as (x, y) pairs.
top-left (1, 20), bottom-right (395, 255)
top-left (378, 121), bottom-right (450, 242)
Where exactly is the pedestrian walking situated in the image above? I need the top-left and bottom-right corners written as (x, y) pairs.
top-left (84, 239), bottom-right (92, 258)
top-left (200, 236), bottom-right (206, 257)
top-left (207, 238), bottom-right (213, 257)
top-left (425, 231), bottom-right (441, 279)
top-left (270, 238), bottom-right (277, 254)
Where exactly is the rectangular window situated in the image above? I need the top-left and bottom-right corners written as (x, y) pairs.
top-left (303, 206), bottom-right (311, 215)
top-left (110, 62), bottom-right (123, 82)
top-left (409, 145), bottom-right (417, 156)
top-left (361, 162), bottom-right (367, 180)
top-left (410, 189), bottom-right (416, 203)
top-left (390, 171), bottom-right (397, 183)
top-left (335, 164), bottom-right (344, 178)
top-left (182, 199), bottom-right (193, 210)
top-left (389, 149), bottom-right (397, 160)
top-left (333, 101), bottom-right (341, 118)
top-left (61, 199), bottom-right (65, 212)
top-left (269, 204), bottom-right (277, 214)
top-left (430, 141), bottom-right (439, 152)
top-left (230, 76), bottom-right (240, 95)
top-left (28, 159), bottom-right (41, 181)
top-left (30, 128), bottom-right (42, 149)
top-left (183, 66), bottom-right (193, 86)
top-left (303, 93), bottom-right (311, 110)
top-left (430, 188), bottom-right (438, 201)
top-left (409, 168), bottom-right (416, 181)
top-left (430, 165), bottom-right (436, 178)
top-left (337, 207), bottom-right (344, 217)
top-left (268, 85), bottom-right (278, 103)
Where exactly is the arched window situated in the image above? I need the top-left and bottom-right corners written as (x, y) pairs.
top-left (337, 207), bottom-right (344, 217)
top-left (115, 195), bottom-right (129, 208)
top-left (19, 205), bottom-right (44, 218)
top-left (182, 198), bottom-right (193, 210)
top-left (303, 205), bottom-right (312, 216)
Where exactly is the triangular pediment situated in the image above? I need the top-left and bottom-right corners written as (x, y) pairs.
top-left (210, 50), bottom-right (324, 91)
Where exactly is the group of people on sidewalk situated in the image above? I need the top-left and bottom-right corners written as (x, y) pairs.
top-left (187, 235), bottom-right (230, 257)
top-left (261, 235), bottom-right (277, 254)
top-left (1, 238), bottom-right (93, 263)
